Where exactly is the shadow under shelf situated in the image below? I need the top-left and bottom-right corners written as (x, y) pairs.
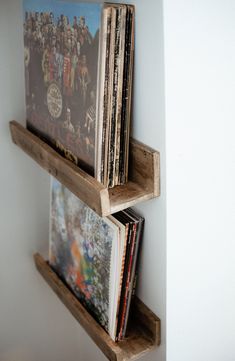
top-left (9, 121), bottom-right (160, 217)
top-left (34, 253), bottom-right (161, 361)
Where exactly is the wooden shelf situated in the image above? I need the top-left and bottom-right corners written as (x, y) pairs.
top-left (10, 121), bottom-right (160, 216)
top-left (34, 253), bottom-right (161, 361)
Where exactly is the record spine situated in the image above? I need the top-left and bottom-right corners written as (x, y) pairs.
top-left (119, 6), bottom-right (135, 184)
top-left (122, 216), bottom-right (144, 337)
top-left (99, 6), bottom-right (112, 184)
top-left (114, 6), bottom-right (126, 185)
top-left (104, 7), bottom-right (116, 187)
top-left (114, 221), bottom-right (129, 341)
top-left (95, 5), bottom-right (108, 182)
top-left (107, 7), bottom-right (121, 188)
top-left (118, 221), bottom-right (137, 340)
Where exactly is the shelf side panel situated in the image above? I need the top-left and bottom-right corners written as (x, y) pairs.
top-left (10, 121), bottom-right (110, 216)
top-left (129, 138), bottom-right (160, 197)
top-left (132, 298), bottom-right (161, 346)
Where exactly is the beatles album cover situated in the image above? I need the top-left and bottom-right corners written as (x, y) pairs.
top-left (23, 0), bottom-right (102, 175)
top-left (23, 0), bottom-right (134, 186)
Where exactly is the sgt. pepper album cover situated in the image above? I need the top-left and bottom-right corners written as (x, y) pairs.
top-left (23, 0), bottom-right (102, 174)
top-left (23, 0), bottom-right (134, 186)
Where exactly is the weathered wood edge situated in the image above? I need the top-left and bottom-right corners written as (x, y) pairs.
top-left (34, 253), bottom-right (120, 361)
top-left (132, 298), bottom-right (161, 346)
top-left (9, 121), bottom-right (160, 216)
top-left (10, 121), bottom-right (110, 216)
top-left (34, 253), bottom-right (160, 361)
top-left (109, 190), bottom-right (155, 214)
top-left (153, 151), bottom-right (160, 197)
top-left (129, 138), bottom-right (160, 197)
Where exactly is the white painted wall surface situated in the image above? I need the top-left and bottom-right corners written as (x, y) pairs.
top-left (0, 1), bottom-right (166, 361)
top-left (0, 1), bottom-right (82, 360)
top-left (164, 1), bottom-right (235, 360)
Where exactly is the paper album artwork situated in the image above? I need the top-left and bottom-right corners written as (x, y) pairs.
top-left (23, 0), bottom-right (102, 174)
top-left (49, 177), bottom-right (144, 341)
top-left (49, 177), bottom-right (125, 340)
top-left (23, 0), bottom-right (134, 186)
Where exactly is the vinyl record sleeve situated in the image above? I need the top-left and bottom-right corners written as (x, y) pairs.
top-left (115, 207), bottom-right (144, 340)
top-left (23, 0), bottom-right (134, 185)
top-left (23, 0), bottom-right (103, 175)
top-left (49, 177), bottom-right (127, 341)
top-left (119, 5), bottom-right (135, 184)
top-left (113, 211), bottom-right (135, 339)
top-left (121, 208), bottom-right (144, 338)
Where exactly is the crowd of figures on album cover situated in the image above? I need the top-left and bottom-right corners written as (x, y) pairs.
top-left (50, 179), bottom-right (113, 330)
top-left (23, 2), bottom-right (101, 172)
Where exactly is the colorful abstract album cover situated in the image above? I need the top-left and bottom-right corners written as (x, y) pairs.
top-left (23, 0), bottom-right (102, 175)
top-left (49, 177), bottom-right (126, 340)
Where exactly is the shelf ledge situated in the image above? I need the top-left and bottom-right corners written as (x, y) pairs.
top-left (34, 253), bottom-right (161, 361)
top-left (10, 121), bottom-right (160, 216)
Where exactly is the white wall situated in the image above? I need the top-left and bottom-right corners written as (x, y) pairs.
top-left (164, 1), bottom-right (235, 360)
top-left (0, 1), bottom-right (82, 360)
top-left (0, 1), bottom-right (166, 361)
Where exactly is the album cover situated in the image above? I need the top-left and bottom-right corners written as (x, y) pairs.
top-left (23, 0), bottom-right (134, 186)
top-left (49, 177), bottom-right (144, 341)
top-left (49, 177), bottom-right (127, 341)
top-left (24, 0), bottom-right (102, 175)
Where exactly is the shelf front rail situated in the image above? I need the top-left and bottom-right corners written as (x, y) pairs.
top-left (34, 253), bottom-right (161, 361)
top-left (10, 121), bottom-right (160, 216)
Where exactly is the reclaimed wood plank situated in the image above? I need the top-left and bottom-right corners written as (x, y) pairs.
top-left (10, 121), bottom-right (110, 216)
top-left (34, 253), bottom-right (160, 361)
top-left (108, 181), bottom-right (154, 214)
top-left (129, 138), bottom-right (160, 197)
top-left (9, 121), bottom-right (160, 216)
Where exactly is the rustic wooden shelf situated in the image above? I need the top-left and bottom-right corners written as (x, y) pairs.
top-left (34, 253), bottom-right (161, 361)
top-left (10, 121), bottom-right (160, 216)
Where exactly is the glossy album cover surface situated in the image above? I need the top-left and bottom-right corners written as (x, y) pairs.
top-left (49, 178), bottom-right (116, 332)
top-left (23, 0), bottom-right (102, 174)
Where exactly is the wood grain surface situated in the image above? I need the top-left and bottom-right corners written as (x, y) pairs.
top-left (34, 253), bottom-right (161, 361)
top-left (10, 121), bottom-right (160, 216)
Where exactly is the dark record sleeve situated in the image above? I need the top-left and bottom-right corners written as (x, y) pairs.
top-left (115, 207), bottom-right (144, 340)
top-left (107, 7), bottom-right (120, 188)
top-left (119, 6), bottom-right (135, 184)
top-left (122, 209), bottom-right (144, 338)
top-left (113, 211), bottom-right (134, 340)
